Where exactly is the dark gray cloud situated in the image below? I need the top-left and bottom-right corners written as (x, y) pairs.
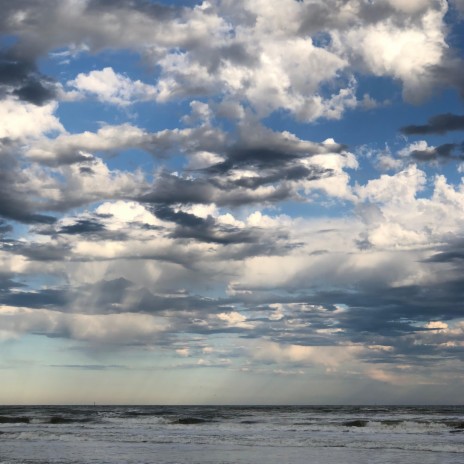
top-left (151, 205), bottom-right (300, 258)
top-left (140, 133), bottom-right (341, 208)
top-left (425, 238), bottom-right (464, 263)
top-left (401, 113), bottom-right (464, 135)
top-left (0, 277), bottom-right (224, 316)
top-left (140, 173), bottom-right (215, 205)
top-left (33, 213), bottom-right (165, 244)
top-left (298, 0), bottom-right (400, 35)
top-left (153, 205), bottom-right (258, 245)
top-left (0, 0), bottom-right (183, 59)
top-left (0, 276), bottom-right (24, 292)
top-left (429, 57), bottom-right (464, 101)
top-left (0, 50), bottom-right (57, 105)
top-left (18, 243), bottom-right (72, 262)
top-left (58, 219), bottom-right (107, 235)
top-left (140, 172), bottom-right (296, 208)
top-left (409, 142), bottom-right (464, 162)
top-left (0, 220), bottom-right (13, 235)
top-left (0, 287), bottom-right (69, 309)
top-left (209, 164), bottom-right (332, 191)
top-left (0, 149), bottom-right (56, 224)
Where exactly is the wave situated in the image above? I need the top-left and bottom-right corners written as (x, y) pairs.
top-left (0, 417), bottom-right (30, 424)
top-left (173, 417), bottom-right (212, 425)
top-left (342, 420), bottom-right (369, 427)
top-left (48, 416), bottom-right (96, 425)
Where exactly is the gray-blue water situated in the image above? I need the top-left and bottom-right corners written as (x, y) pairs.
top-left (0, 405), bottom-right (463, 463)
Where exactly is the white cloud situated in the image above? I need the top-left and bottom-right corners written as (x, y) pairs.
top-left (52, 157), bottom-right (147, 211)
top-left (0, 99), bottom-right (63, 140)
top-left (355, 164), bottom-right (426, 205)
top-left (332, 3), bottom-right (447, 102)
top-left (27, 124), bottom-right (146, 164)
top-left (217, 311), bottom-right (254, 329)
top-left (26, 121), bottom-right (226, 165)
top-left (0, 306), bottom-right (168, 344)
top-left (95, 201), bottom-right (160, 226)
top-left (398, 140), bottom-right (432, 158)
top-left (251, 340), bottom-right (363, 369)
top-left (67, 67), bottom-right (158, 106)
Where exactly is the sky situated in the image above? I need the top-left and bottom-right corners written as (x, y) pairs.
top-left (1, 0), bottom-right (464, 405)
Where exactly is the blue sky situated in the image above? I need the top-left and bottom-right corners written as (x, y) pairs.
top-left (1, 0), bottom-right (464, 405)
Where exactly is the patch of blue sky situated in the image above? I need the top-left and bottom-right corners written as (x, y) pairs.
top-left (4, 222), bottom-right (30, 241)
top-left (265, 79), bottom-right (462, 150)
top-left (41, 48), bottom-right (154, 83)
top-left (14, 272), bottom-right (66, 294)
top-left (55, 98), bottom-right (194, 135)
top-left (262, 76), bottom-right (401, 146)
top-left (311, 31), bottom-right (332, 49)
top-left (55, 99), bottom-right (124, 133)
top-left (103, 147), bottom-right (191, 178)
top-left (445, 3), bottom-right (464, 33)
top-left (0, 35), bottom-right (17, 48)
top-left (0, 334), bottom-right (85, 367)
top-left (104, 147), bottom-right (157, 176)
top-left (263, 197), bottom-right (355, 220)
top-left (135, 99), bottom-right (195, 132)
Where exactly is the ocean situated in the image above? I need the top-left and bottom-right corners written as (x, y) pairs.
top-left (0, 405), bottom-right (463, 464)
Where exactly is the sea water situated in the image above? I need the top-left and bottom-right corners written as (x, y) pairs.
top-left (0, 405), bottom-right (463, 463)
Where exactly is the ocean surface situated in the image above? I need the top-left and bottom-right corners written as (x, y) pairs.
top-left (0, 405), bottom-right (463, 464)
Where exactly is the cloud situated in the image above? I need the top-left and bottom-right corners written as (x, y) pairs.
top-left (58, 218), bottom-right (107, 235)
top-left (0, 305), bottom-right (168, 344)
top-left (396, 140), bottom-right (464, 164)
top-left (66, 67), bottom-right (157, 106)
top-left (409, 143), bottom-right (464, 162)
top-left (0, 98), bottom-right (62, 140)
top-left (217, 311), bottom-right (254, 329)
top-left (251, 340), bottom-right (363, 369)
top-left (1, 0), bottom-right (456, 122)
top-left (0, 50), bottom-right (58, 105)
top-left (355, 164), bottom-right (426, 205)
top-left (331, 2), bottom-right (448, 103)
top-left (26, 121), bottom-right (226, 166)
top-left (139, 120), bottom-right (357, 208)
top-left (0, 146), bottom-right (57, 224)
top-left (401, 113), bottom-right (464, 135)
top-left (0, 0), bottom-right (184, 58)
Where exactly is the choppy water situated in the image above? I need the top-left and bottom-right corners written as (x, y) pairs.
top-left (0, 405), bottom-right (463, 463)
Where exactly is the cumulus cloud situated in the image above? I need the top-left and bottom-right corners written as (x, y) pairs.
top-left (2, 0), bottom-right (453, 122)
top-left (66, 67), bottom-right (158, 105)
top-left (0, 98), bottom-right (62, 140)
